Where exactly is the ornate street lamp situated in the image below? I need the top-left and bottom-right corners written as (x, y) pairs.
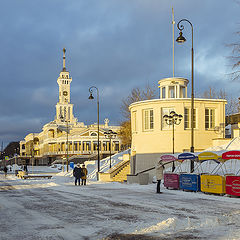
top-left (176, 18), bottom-right (195, 172)
top-left (163, 111), bottom-right (183, 171)
top-left (88, 86), bottom-right (100, 180)
top-left (104, 129), bottom-right (117, 169)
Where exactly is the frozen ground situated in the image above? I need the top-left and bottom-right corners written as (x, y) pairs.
top-left (0, 169), bottom-right (240, 240)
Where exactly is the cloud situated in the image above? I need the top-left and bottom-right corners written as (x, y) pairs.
top-left (0, 0), bottom-right (239, 146)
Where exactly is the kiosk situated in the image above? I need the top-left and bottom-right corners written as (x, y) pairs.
top-left (161, 155), bottom-right (180, 189)
top-left (222, 151), bottom-right (240, 197)
top-left (199, 152), bottom-right (225, 195)
top-left (178, 153), bottom-right (200, 191)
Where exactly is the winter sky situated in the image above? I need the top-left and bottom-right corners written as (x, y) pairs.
top-left (0, 0), bottom-right (239, 146)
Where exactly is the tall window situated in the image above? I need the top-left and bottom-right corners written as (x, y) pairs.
top-left (74, 142), bottom-right (78, 151)
top-left (169, 86), bottom-right (175, 98)
top-left (162, 87), bottom-right (166, 98)
top-left (205, 108), bottom-right (215, 129)
top-left (161, 108), bottom-right (174, 129)
top-left (184, 108), bottom-right (196, 129)
top-left (132, 111), bottom-right (137, 132)
top-left (180, 86), bottom-right (186, 98)
top-left (114, 141), bottom-right (120, 151)
top-left (143, 109), bottom-right (154, 131)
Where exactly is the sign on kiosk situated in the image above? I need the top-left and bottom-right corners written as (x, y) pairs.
top-left (198, 152), bottom-right (220, 161)
top-left (159, 155), bottom-right (176, 163)
top-left (222, 151), bottom-right (240, 160)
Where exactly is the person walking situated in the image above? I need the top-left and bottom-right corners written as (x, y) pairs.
top-left (3, 166), bottom-right (8, 177)
top-left (73, 163), bottom-right (82, 186)
top-left (81, 164), bottom-right (88, 185)
top-left (155, 160), bottom-right (165, 194)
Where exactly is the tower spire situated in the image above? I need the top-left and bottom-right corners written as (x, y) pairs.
top-left (63, 48), bottom-right (66, 71)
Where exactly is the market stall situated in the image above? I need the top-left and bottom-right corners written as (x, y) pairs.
top-left (178, 153), bottom-right (200, 192)
top-left (222, 150), bottom-right (240, 197)
top-left (199, 152), bottom-right (225, 195)
top-left (161, 155), bottom-right (180, 189)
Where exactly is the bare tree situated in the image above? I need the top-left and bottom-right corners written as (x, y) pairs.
top-left (119, 84), bottom-right (156, 148)
top-left (199, 86), bottom-right (239, 115)
top-left (228, 25), bottom-right (240, 81)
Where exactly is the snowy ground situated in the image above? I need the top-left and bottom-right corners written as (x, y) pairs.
top-left (0, 169), bottom-right (240, 240)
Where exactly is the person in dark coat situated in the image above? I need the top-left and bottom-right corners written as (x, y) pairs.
top-left (73, 163), bottom-right (82, 186)
top-left (3, 166), bottom-right (8, 177)
top-left (81, 164), bottom-right (88, 185)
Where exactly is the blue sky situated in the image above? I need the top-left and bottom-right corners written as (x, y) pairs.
top-left (0, 0), bottom-right (239, 147)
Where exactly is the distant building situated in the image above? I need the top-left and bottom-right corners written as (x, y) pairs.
top-left (226, 112), bottom-right (240, 138)
top-left (20, 49), bottom-right (121, 165)
top-left (129, 77), bottom-right (226, 175)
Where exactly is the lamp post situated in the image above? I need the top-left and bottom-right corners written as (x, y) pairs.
top-left (176, 18), bottom-right (195, 172)
top-left (163, 111), bottom-right (183, 171)
top-left (32, 136), bottom-right (34, 174)
top-left (14, 148), bottom-right (18, 174)
top-left (88, 86), bottom-right (100, 179)
top-left (104, 130), bottom-right (117, 169)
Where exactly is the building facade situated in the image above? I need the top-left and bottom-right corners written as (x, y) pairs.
top-left (20, 49), bottom-right (121, 165)
top-left (129, 77), bottom-right (227, 175)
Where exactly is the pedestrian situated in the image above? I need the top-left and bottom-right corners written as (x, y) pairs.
top-left (81, 164), bottom-right (88, 185)
top-left (155, 160), bottom-right (165, 194)
top-left (73, 163), bottom-right (82, 186)
top-left (3, 166), bottom-right (8, 177)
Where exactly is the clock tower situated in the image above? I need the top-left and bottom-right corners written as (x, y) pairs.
top-left (56, 48), bottom-right (76, 124)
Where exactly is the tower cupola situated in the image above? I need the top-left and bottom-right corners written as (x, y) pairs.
top-left (158, 77), bottom-right (189, 99)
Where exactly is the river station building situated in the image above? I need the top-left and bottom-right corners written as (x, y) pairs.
top-left (129, 77), bottom-right (227, 175)
top-left (20, 49), bottom-right (121, 165)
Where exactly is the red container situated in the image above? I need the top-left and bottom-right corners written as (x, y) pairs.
top-left (226, 176), bottom-right (240, 196)
top-left (164, 173), bottom-right (179, 189)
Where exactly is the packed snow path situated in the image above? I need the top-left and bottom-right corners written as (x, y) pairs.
top-left (0, 173), bottom-right (240, 240)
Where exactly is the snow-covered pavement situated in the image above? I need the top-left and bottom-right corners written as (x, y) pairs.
top-left (0, 172), bottom-right (240, 240)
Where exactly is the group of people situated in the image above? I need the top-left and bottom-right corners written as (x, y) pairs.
top-left (73, 163), bottom-right (88, 186)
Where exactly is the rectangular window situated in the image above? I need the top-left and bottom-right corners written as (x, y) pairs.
top-left (169, 86), bottom-right (175, 98)
top-left (103, 141), bottom-right (107, 151)
top-left (184, 108), bottom-right (196, 129)
top-left (74, 142), bottom-right (78, 151)
top-left (161, 108), bottom-right (174, 130)
top-left (132, 111), bottom-right (137, 132)
top-left (180, 86), bottom-right (186, 98)
top-left (143, 109), bottom-right (154, 131)
top-left (114, 141), bottom-right (120, 151)
top-left (205, 108), bottom-right (215, 130)
top-left (162, 87), bottom-right (166, 98)
top-left (93, 141), bottom-right (98, 151)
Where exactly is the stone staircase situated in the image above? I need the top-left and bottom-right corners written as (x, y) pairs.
top-left (112, 162), bottom-right (130, 182)
top-left (98, 153), bottom-right (131, 182)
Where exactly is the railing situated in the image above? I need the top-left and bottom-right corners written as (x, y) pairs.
top-left (99, 159), bottom-right (130, 181)
top-left (107, 160), bottom-right (130, 178)
top-left (132, 166), bottom-right (155, 176)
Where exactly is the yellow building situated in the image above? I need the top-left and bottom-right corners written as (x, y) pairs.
top-left (129, 77), bottom-right (226, 175)
top-left (20, 49), bottom-right (121, 165)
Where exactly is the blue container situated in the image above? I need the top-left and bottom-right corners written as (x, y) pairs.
top-left (70, 162), bottom-right (74, 169)
top-left (180, 174), bottom-right (201, 192)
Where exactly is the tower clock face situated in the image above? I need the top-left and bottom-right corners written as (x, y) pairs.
top-left (63, 91), bottom-right (68, 96)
